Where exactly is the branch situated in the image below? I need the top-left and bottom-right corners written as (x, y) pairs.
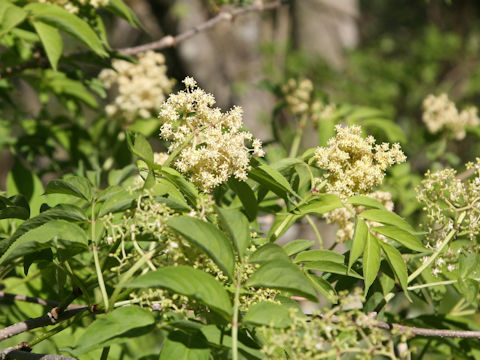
top-left (0, 290), bottom-right (87, 343)
top-left (375, 319), bottom-right (480, 339)
top-left (0, 292), bottom-right (84, 310)
top-left (0, 307), bottom-right (87, 343)
top-left (3, 350), bottom-right (76, 360)
top-left (314, 313), bottom-right (480, 339)
top-left (118, 0), bottom-right (287, 55)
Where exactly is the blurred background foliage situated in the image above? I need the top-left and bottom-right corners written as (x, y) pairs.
top-left (2, 0), bottom-right (480, 215)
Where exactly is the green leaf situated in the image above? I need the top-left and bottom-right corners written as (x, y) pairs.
top-left (363, 118), bottom-right (406, 143)
top-left (228, 178), bottom-right (257, 221)
top-left (294, 249), bottom-right (344, 264)
top-left (0, 195), bottom-right (29, 220)
top-left (271, 158), bottom-right (304, 174)
top-left (372, 225), bottom-right (426, 252)
top-left (214, 207), bottom-right (250, 257)
top-left (268, 213), bottom-right (301, 241)
top-left (303, 261), bottom-right (362, 279)
top-left (294, 194), bottom-right (343, 215)
top-left (161, 167), bottom-right (199, 205)
top-left (74, 307), bottom-right (155, 355)
top-left (199, 325), bottom-right (264, 359)
top-left (7, 160), bottom-right (44, 217)
top-left (282, 239), bottom-right (315, 256)
top-left (459, 253), bottom-right (479, 279)
top-left (151, 178), bottom-right (188, 205)
top-left (249, 244), bottom-right (290, 264)
top-left (0, 220), bottom-right (88, 265)
top-left (347, 195), bottom-right (386, 210)
top-left (349, 106), bottom-right (386, 120)
top-left (317, 117), bottom-right (335, 146)
top-left (0, 204), bottom-right (87, 254)
top-left (98, 187), bottom-right (137, 217)
top-left (107, 164), bottom-right (137, 186)
top-left (249, 164), bottom-right (295, 199)
top-left (380, 241), bottom-right (411, 301)
top-left (306, 273), bottom-right (337, 302)
top-left (126, 131), bottom-right (154, 167)
top-left (0, 2), bottom-right (27, 37)
top-left (363, 232), bottom-right (381, 295)
top-left (25, 3), bottom-right (107, 57)
top-left (44, 70), bottom-right (98, 107)
top-left (123, 266), bottom-right (232, 318)
top-left (243, 302), bottom-right (292, 328)
top-left (245, 260), bottom-right (318, 302)
top-left (348, 219), bottom-right (368, 272)
top-left (45, 176), bottom-right (93, 202)
top-left (458, 278), bottom-right (479, 305)
top-left (359, 209), bottom-right (415, 233)
top-left (167, 216), bottom-right (235, 278)
top-left (159, 331), bottom-right (210, 360)
top-left (105, 0), bottom-right (142, 28)
top-left (31, 20), bottom-right (62, 71)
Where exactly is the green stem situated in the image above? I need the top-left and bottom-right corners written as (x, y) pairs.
top-left (163, 133), bottom-right (195, 167)
top-left (100, 346), bottom-right (110, 360)
top-left (231, 272), bottom-right (241, 360)
top-left (305, 215), bottom-right (323, 248)
top-left (289, 114), bottom-right (307, 158)
top-left (92, 202), bottom-right (109, 312)
top-left (407, 280), bottom-right (457, 291)
top-left (407, 228), bottom-right (457, 284)
top-left (109, 248), bottom-right (156, 308)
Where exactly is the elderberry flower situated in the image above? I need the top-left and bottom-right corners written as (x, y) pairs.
top-left (315, 125), bottom-right (406, 197)
top-left (159, 77), bottom-right (264, 192)
top-left (99, 51), bottom-right (174, 123)
top-left (37, 0), bottom-right (108, 13)
top-left (422, 94), bottom-right (479, 140)
top-left (325, 191), bottom-right (394, 243)
top-left (416, 158), bottom-right (480, 274)
top-left (260, 289), bottom-right (404, 359)
top-left (282, 78), bottom-right (335, 123)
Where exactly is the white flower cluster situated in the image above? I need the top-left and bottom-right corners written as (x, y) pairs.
top-left (159, 77), bottom-right (264, 192)
top-left (422, 93), bottom-right (479, 140)
top-left (99, 51), bottom-right (174, 123)
top-left (282, 78), bottom-right (335, 123)
top-left (416, 159), bottom-right (480, 276)
top-left (315, 125), bottom-right (406, 197)
top-left (260, 289), bottom-right (402, 360)
top-left (36, 0), bottom-right (108, 13)
top-left (325, 191), bottom-right (394, 243)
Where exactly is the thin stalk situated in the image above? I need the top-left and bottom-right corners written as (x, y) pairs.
top-left (100, 346), bottom-right (110, 360)
top-left (407, 280), bottom-right (456, 291)
top-left (407, 228), bottom-right (457, 284)
top-left (91, 203), bottom-right (109, 312)
top-left (163, 133), bottom-right (195, 167)
top-left (449, 297), bottom-right (466, 315)
top-left (289, 114), bottom-right (307, 158)
top-left (28, 312), bottom-right (88, 347)
top-left (133, 239), bottom-right (156, 271)
top-left (231, 272), bottom-right (241, 360)
top-left (305, 215), bottom-right (323, 248)
top-left (108, 248), bottom-right (156, 308)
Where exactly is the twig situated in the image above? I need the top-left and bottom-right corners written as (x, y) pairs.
top-left (0, 292), bottom-right (84, 310)
top-left (3, 350), bottom-right (76, 360)
top-left (374, 319), bottom-right (480, 339)
top-left (118, 0), bottom-right (286, 55)
top-left (0, 307), bottom-right (87, 343)
top-left (314, 313), bottom-right (480, 339)
top-left (456, 167), bottom-right (476, 181)
top-left (0, 290), bottom-right (86, 343)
